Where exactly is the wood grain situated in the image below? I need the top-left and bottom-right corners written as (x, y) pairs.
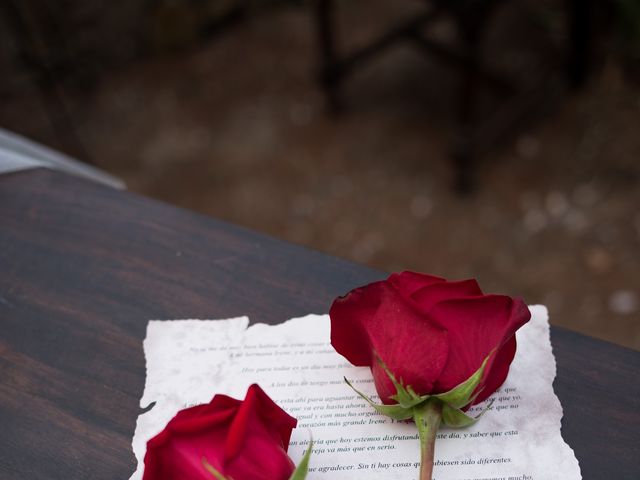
top-left (0, 169), bottom-right (638, 479)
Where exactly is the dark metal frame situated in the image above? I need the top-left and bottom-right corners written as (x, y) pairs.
top-left (1, 0), bottom-right (91, 162)
top-left (314, 0), bottom-right (591, 193)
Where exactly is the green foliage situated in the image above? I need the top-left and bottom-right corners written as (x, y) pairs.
top-left (289, 439), bottom-right (313, 480)
top-left (441, 399), bottom-right (494, 428)
top-left (344, 377), bottom-right (415, 421)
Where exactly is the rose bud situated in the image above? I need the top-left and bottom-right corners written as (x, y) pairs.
top-left (330, 271), bottom-right (531, 480)
top-left (142, 384), bottom-right (308, 480)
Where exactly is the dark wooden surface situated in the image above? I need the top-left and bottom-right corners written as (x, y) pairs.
top-left (1, 169), bottom-right (638, 479)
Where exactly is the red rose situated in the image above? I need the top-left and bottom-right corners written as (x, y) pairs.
top-left (143, 384), bottom-right (297, 480)
top-left (330, 271), bottom-right (531, 405)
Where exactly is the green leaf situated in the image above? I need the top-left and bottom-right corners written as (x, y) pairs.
top-left (375, 353), bottom-right (430, 409)
top-left (441, 404), bottom-right (477, 428)
top-left (289, 439), bottom-right (313, 480)
top-left (344, 377), bottom-right (414, 421)
top-left (434, 351), bottom-right (493, 409)
top-left (202, 457), bottom-right (232, 480)
top-left (441, 399), bottom-right (494, 428)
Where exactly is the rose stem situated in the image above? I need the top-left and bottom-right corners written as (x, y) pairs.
top-left (413, 399), bottom-right (442, 480)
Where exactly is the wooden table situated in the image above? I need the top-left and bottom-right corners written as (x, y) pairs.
top-left (1, 169), bottom-right (638, 479)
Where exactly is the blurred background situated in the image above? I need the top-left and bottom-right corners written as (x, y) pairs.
top-left (0, 0), bottom-right (638, 349)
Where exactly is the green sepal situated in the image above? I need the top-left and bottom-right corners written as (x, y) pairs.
top-left (344, 377), bottom-right (414, 421)
top-left (349, 351), bottom-right (498, 429)
top-left (434, 351), bottom-right (493, 409)
top-left (441, 404), bottom-right (477, 428)
top-left (289, 439), bottom-right (313, 480)
top-left (441, 399), bottom-right (495, 428)
top-left (202, 457), bottom-right (232, 480)
top-left (375, 353), bottom-right (430, 409)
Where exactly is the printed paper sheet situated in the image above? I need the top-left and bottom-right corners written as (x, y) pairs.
top-left (130, 306), bottom-right (581, 480)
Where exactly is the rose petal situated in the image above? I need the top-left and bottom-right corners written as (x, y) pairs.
top-left (167, 398), bottom-right (239, 433)
top-left (144, 412), bottom-right (229, 480)
top-left (225, 384), bottom-right (297, 461)
top-left (331, 281), bottom-right (449, 402)
top-left (387, 271), bottom-right (446, 296)
top-left (225, 386), bottom-right (297, 479)
top-left (330, 281), bottom-right (386, 366)
top-left (410, 279), bottom-right (483, 312)
top-left (429, 295), bottom-right (530, 393)
top-left (226, 421), bottom-right (297, 480)
top-left (472, 336), bottom-right (517, 405)
top-left (143, 386), bottom-right (297, 480)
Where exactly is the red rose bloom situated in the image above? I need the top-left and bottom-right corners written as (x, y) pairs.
top-left (143, 384), bottom-right (297, 480)
top-left (330, 271), bottom-right (531, 405)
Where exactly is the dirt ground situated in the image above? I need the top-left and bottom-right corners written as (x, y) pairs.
top-left (2, 4), bottom-right (639, 349)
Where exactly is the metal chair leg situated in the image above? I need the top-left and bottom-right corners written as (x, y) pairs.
top-left (1, 0), bottom-right (91, 162)
top-left (315, 0), bottom-right (343, 113)
top-left (567, 0), bottom-right (592, 89)
top-left (452, 16), bottom-right (485, 194)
